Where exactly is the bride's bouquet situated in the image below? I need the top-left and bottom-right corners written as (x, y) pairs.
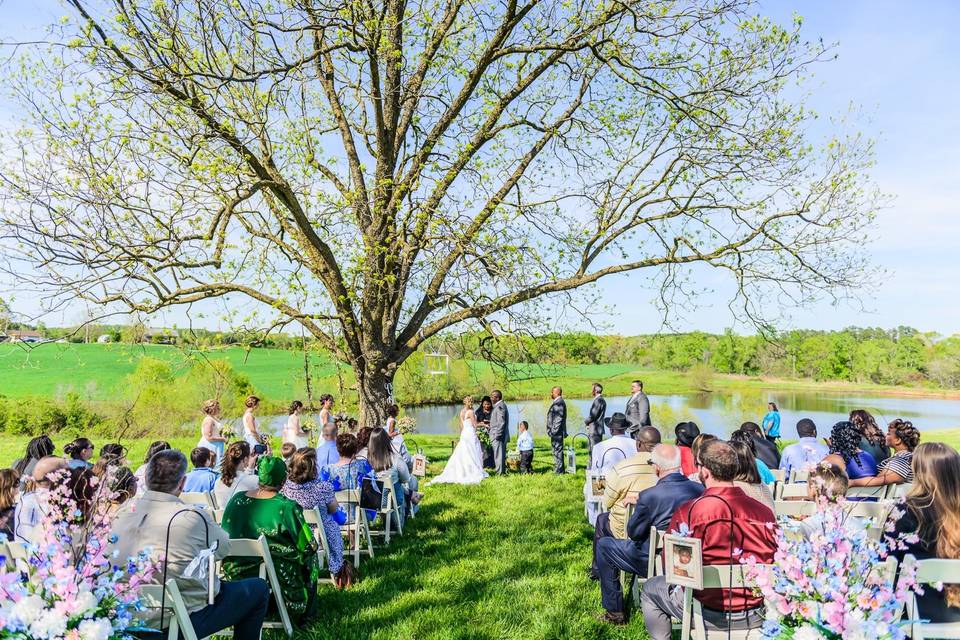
top-left (475, 425), bottom-right (492, 447)
top-left (396, 416), bottom-right (417, 435)
top-left (220, 423), bottom-right (237, 440)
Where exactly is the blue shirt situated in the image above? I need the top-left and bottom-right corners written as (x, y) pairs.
top-left (779, 437), bottom-right (830, 476)
top-left (755, 459), bottom-right (776, 485)
top-left (183, 467), bottom-right (218, 493)
top-left (517, 431), bottom-right (534, 451)
top-left (316, 440), bottom-right (340, 467)
top-left (762, 411), bottom-right (781, 437)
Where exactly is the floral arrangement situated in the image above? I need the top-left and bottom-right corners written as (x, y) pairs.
top-left (300, 419), bottom-right (316, 434)
top-left (742, 498), bottom-right (919, 640)
top-left (0, 468), bottom-right (160, 640)
top-left (220, 424), bottom-right (237, 440)
top-left (475, 425), bottom-right (492, 448)
top-left (395, 416), bottom-right (417, 435)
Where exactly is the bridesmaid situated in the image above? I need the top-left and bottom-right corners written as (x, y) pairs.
top-left (318, 394), bottom-right (335, 431)
top-left (243, 395), bottom-right (265, 449)
top-left (283, 400), bottom-right (309, 449)
top-left (198, 399), bottom-right (227, 466)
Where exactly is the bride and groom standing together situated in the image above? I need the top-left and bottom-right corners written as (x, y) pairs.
top-left (429, 390), bottom-right (509, 485)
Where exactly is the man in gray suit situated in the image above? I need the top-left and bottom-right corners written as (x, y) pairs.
top-left (546, 386), bottom-right (568, 473)
top-left (489, 389), bottom-right (509, 475)
top-left (625, 379), bottom-right (651, 427)
top-left (585, 382), bottom-right (607, 451)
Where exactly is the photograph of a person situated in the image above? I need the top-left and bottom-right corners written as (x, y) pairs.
top-left (589, 472), bottom-right (606, 497)
top-left (664, 534), bottom-right (703, 590)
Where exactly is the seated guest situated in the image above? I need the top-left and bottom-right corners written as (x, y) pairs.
top-left (849, 418), bottom-right (919, 488)
top-left (779, 418), bottom-right (829, 478)
top-left (183, 447), bottom-right (219, 493)
top-left (280, 442), bottom-right (297, 466)
top-left (585, 413), bottom-right (638, 526)
top-left (674, 422), bottom-right (701, 476)
top-left (385, 404), bottom-right (413, 470)
top-left (0, 469), bottom-right (19, 540)
top-left (687, 434), bottom-right (718, 482)
top-left (98, 443), bottom-right (127, 465)
top-left (729, 439), bottom-right (775, 511)
top-left (281, 448), bottom-right (349, 584)
top-left (105, 466), bottom-right (138, 515)
top-left (823, 420), bottom-right (878, 480)
top-left (326, 433), bottom-right (373, 490)
top-left (64, 437), bottom-right (95, 470)
top-left (66, 467), bottom-right (97, 522)
top-left (13, 456), bottom-right (68, 544)
top-left (729, 431), bottom-right (776, 485)
top-left (316, 421), bottom-right (340, 467)
top-left (12, 435), bottom-right (55, 480)
top-left (134, 440), bottom-right (172, 495)
top-left (887, 442), bottom-right (960, 625)
top-left (640, 441), bottom-right (776, 639)
top-left (111, 450), bottom-right (269, 639)
top-left (738, 422), bottom-right (780, 469)
top-left (799, 462), bottom-right (864, 539)
top-left (214, 441), bottom-right (260, 508)
top-left (222, 457), bottom-right (319, 623)
top-left (595, 444), bottom-right (704, 624)
top-left (355, 426), bottom-right (373, 460)
top-left (849, 408), bottom-right (890, 465)
top-left (368, 427), bottom-right (419, 519)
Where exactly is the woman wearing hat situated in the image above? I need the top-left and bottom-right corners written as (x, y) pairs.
top-left (221, 456), bottom-right (319, 623)
top-left (674, 422), bottom-right (701, 476)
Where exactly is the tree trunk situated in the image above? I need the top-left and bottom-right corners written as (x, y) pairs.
top-left (356, 365), bottom-right (394, 429)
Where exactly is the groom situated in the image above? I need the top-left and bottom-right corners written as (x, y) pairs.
top-left (489, 390), bottom-right (509, 475)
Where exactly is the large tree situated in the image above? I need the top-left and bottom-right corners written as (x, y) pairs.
top-left (0, 0), bottom-right (876, 425)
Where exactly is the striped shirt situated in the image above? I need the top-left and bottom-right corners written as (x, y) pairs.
top-left (879, 451), bottom-right (913, 483)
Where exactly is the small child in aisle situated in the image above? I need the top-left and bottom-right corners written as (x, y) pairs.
top-left (517, 421), bottom-right (534, 474)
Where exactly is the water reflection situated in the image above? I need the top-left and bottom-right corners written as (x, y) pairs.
top-left (255, 390), bottom-right (960, 440)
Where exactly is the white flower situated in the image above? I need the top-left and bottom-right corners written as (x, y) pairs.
top-left (78, 617), bottom-right (114, 640)
top-left (793, 625), bottom-right (825, 640)
top-left (11, 594), bottom-right (45, 624)
top-left (30, 610), bottom-right (67, 639)
top-left (74, 590), bottom-right (99, 616)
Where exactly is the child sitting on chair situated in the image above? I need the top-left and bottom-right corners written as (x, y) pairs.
top-left (799, 462), bottom-right (865, 539)
top-left (517, 421), bottom-right (534, 474)
top-left (281, 442), bottom-right (297, 467)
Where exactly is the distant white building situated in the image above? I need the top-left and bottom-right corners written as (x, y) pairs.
top-left (3, 330), bottom-right (43, 343)
top-left (97, 334), bottom-right (113, 343)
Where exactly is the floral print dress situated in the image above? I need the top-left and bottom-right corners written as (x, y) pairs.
top-left (281, 479), bottom-right (344, 574)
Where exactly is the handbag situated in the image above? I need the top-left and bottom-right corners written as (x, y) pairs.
top-left (359, 474), bottom-right (383, 510)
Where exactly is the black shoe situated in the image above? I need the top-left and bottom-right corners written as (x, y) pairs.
top-left (597, 611), bottom-right (627, 625)
top-left (587, 569), bottom-right (600, 581)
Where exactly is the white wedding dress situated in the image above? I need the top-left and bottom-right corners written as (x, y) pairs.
top-left (429, 413), bottom-right (488, 485)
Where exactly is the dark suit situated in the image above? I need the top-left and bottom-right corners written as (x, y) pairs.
top-left (752, 436), bottom-right (781, 469)
top-left (625, 391), bottom-right (651, 427)
top-left (489, 400), bottom-right (509, 475)
top-left (586, 395), bottom-right (607, 449)
top-left (546, 396), bottom-right (567, 473)
top-left (596, 473), bottom-right (704, 613)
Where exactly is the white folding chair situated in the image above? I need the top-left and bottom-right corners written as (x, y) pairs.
top-left (210, 509), bottom-right (224, 525)
top-left (2, 540), bottom-right (29, 572)
top-left (302, 507), bottom-right (334, 583)
top-left (221, 535), bottom-right (294, 637)
top-left (775, 482), bottom-right (811, 500)
top-left (136, 579), bottom-right (201, 640)
top-left (681, 564), bottom-right (772, 640)
top-left (180, 491), bottom-right (218, 510)
top-left (336, 489), bottom-right (374, 566)
top-left (774, 500), bottom-right (815, 518)
top-left (769, 468), bottom-right (786, 483)
top-left (845, 485), bottom-right (889, 501)
top-left (888, 482), bottom-right (913, 499)
top-left (788, 468), bottom-right (809, 483)
top-left (843, 500), bottom-right (894, 522)
top-left (374, 472), bottom-right (404, 545)
top-left (586, 470), bottom-right (607, 513)
top-left (902, 555), bottom-right (960, 639)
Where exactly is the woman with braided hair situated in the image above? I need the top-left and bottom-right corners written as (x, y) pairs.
top-left (849, 418), bottom-right (920, 487)
top-left (822, 420), bottom-right (878, 480)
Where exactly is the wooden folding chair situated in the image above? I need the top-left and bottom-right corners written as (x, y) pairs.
top-left (136, 579), bottom-right (201, 640)
top-left (336, 489), bottom-right (374, 566)
top-left (221, 535), bottom-right (294, 637)
top-left (302, 507), bottom-right (334, 583)
top-left (180, 491), bottom-right (218, 510)
top-left (902, 555), bottom-right (960, 639)
top-left (680, 564), bottom-right (772, 640)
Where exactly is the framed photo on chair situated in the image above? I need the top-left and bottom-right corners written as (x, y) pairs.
top-left (586, 471), bottom-right (606, 500)
top-left (663, 534), bottom-right (703, 590)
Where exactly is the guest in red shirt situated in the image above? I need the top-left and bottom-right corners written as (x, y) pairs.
top-left (640, 440), bottom-right (777, 640)
top-left (675, 422), bottom-right (700, 476)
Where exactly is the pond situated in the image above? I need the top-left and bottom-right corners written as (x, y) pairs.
top-left (256, 389), bottom-right (960, 441)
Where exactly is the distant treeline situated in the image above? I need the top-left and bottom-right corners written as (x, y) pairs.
top-left (440, 327), bottom-right (960, 389)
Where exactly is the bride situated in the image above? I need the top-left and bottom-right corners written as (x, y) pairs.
top-left (429, 396), bottom-right (488, 485)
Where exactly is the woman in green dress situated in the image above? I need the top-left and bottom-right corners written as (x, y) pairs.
top-left (221, 456), bottom-right (319, 624)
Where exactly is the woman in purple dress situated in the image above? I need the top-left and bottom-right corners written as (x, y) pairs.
top-left (281, 447), bottom-right (347, 580)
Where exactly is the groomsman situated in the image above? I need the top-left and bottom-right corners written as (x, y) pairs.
top-left (546, 386), bottom-right (567, 474)
top-left (625, 380), bottom-right (650, 427)
top-left (585, 383), bottom-right (607, 450)
top-left (489, 390), bottom-right (510, 475)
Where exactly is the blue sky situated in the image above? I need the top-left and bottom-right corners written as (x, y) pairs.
top-left (1, 1), bottom-right (958, 336)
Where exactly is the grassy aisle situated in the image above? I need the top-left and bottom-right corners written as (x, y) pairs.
top-left (301, 439), bottom-right (647, 640)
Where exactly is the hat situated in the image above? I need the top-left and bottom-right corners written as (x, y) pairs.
top-left (257, 456), bottom-right (288, 488)
top-left (604, 412), bottom-right (633, 432)
top-left (674, 421), bottom-right (701, 447)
